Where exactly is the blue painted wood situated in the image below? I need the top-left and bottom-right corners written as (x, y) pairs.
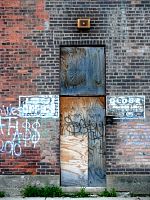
top-left (60, 47), bottom-right (105, 95)
top-left (87, 98), bottom-right (106, 186)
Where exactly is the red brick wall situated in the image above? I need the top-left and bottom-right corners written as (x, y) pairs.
top-left (0, 116), bottom-right (59, 175)
top-left (0, 0), bottom-right (59, 176)
top-left (1, 0), bottom-right (150, 178)
top-left (116, 121), bottom-right (150, 167)
top-left (0, 0), bottom-right (49, 105)
top-left (106, 120), bottom-right (150, 175)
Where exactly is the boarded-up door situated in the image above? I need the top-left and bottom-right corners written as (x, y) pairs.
top-left (60, 46), bottom-right (106, 186)
top-left (60, 47), bottom-right (105, 96)
top-left (60, 97), bottom-right (105, 186)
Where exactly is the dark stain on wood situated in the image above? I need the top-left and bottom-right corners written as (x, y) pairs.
top-left (60, 47), bottom-right (105, 95)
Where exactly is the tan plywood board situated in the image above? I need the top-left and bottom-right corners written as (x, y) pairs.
top-left (61, 135), bottom-right (88, 186)
top-left (60, 96), bottom-right (105, 186)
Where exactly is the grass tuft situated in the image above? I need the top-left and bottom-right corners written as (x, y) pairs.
top-left (21, 185), bottom-right (63, 197)
top-left (0, 191), bottom-right (5, 198)
top-left (98, 188), bottom-right (117, 197)
top-left (74, 187), bottom-right (90, 198)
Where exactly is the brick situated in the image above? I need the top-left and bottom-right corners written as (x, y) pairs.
top-left (0, 0), bottom-right (150, 177)
top-left (0, 0), bottom-right (21, 8)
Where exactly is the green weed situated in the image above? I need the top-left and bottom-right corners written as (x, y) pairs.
top-left (21, 185), bottom-right (63, 197)
top-left (98, 188), bottom-right (117, 197)
top-left (0, 191), bottom-right (5, 198)
top-left (74, 187), bottom-right (90, 198)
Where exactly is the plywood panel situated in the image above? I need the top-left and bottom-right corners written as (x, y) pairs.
top-left (88, 132), bottom-right (106, 186)
top-left (60, 97), bottom-right (105, 136)
top-left (61, 135), bottom-right (88, 186)
top-left (60, 47), bottom-right (105, 95)
top-left (60, 97), bottom-right (106, 187)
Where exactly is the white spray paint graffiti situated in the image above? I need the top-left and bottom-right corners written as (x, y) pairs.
top-left (22, 119), bottom-right (41, 148)
top-left (0, 117), bottom-right (40, 157)
top-left (0, 95), bottom-right (59, 157)
top-left (0, 120), bottom-right (22, 157)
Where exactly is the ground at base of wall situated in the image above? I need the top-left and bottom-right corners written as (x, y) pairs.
top-left (2, 192), bottom-right (150, 199)
top-left (1, 197), bottom-right (150, 200)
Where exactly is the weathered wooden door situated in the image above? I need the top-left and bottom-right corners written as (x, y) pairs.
top-left (60, 46), bottom-right (106, 187)
top-left (60, 97), bottom-right (106, 186)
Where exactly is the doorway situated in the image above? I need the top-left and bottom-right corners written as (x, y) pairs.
top-left (60, 47), bottom-right (106, 187)
top-left (60, 97), bottom-right (106, 186)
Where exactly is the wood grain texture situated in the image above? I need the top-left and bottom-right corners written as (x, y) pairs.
top-left (60, 96), bottom-right (105, 137)
top-left (60, 97), bottom-right (106, 186)
top-left (60, 47), bottom-right (105, 95)
top-left (61, 135), bottom-right (88, 186)
top-left (88, 134), bottom-right (106, 186)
